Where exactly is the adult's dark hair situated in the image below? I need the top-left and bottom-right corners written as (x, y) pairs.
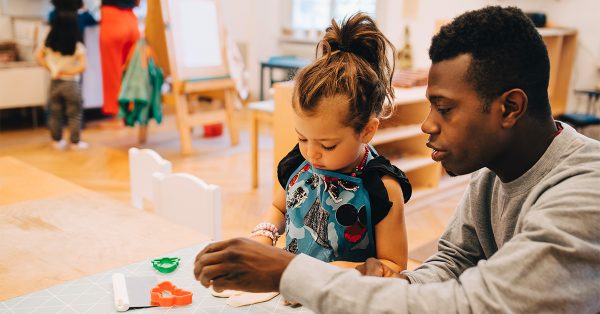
top-left (51, 0), bottom-right (83, 11)
top-left (45, 10), bottom-right (81, 55)
top-left (293, 12), bottom-right (396, 133)
top-left (429, 6), bottom-right (551, 119)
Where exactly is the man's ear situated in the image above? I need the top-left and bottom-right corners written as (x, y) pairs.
top-left (499, 88), bottom-right (528, 128)
top-left (360, 117), bottom-right (380, 143)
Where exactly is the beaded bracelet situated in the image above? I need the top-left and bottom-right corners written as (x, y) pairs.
top-left (252, 222), bottom-right (279, 235)
top-left (250, 229), bottom-right (278, 246)
top-left (250, 222), bottom-right (281, 246)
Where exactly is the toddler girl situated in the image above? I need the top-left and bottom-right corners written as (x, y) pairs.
top-left (251, 12), bottom-right (412, 272)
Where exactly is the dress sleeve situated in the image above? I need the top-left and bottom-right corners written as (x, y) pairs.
top-left (81, 11), bottom-right (98, 26)
top-left (277, 144), bottom-right (305, 189)
top-left (361, 156), bottom-right (412, 225)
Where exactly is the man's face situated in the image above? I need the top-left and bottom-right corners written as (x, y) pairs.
top-left (422, 54), bottom-right (504, 176)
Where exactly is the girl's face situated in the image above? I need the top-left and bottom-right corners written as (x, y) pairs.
top-left (293, 94), bottom-right (378, 173)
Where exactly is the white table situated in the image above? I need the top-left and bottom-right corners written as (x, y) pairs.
top-left (0, 157), bottom-right (209, 301)
top-left (0, 157), bottom-right (313, 313)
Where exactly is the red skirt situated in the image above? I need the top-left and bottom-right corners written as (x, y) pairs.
top-left (99, 5), bottom-right (140, 115)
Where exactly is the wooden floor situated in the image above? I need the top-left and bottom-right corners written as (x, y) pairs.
top-left (0, 108), bottom-right (468, 266)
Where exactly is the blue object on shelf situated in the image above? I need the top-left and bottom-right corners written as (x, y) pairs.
top-left (259, 56), bottom-right (311, 100)
top-left (557, 89), bottom-right (600, 132)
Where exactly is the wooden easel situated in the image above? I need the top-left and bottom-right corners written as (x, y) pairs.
top-left (145, 0), bottom-right (239, 155)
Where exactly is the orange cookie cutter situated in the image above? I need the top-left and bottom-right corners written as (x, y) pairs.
top-left (150, 281), bottom-right (193, 307)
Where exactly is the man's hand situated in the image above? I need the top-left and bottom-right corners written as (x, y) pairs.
top-left (355, 258), bottom-right (407, 279)
top-left (249, 234), bottom-right (275, 246)
top-left (194, 237), bottom-right (295, 293)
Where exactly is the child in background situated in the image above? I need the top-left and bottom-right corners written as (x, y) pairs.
top-left (36, 6), bottom-right (88, 150)
top-left (251, 13), bottom-right (412, 272)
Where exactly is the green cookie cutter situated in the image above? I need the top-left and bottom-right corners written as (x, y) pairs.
top-left (151, 257), bottom-right (180, 273)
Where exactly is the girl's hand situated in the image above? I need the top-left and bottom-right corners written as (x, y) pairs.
top-left (249, 234), bottom-right (275, 246)
top-left (355, 257), bottom-right (407, 279)
top-left (329, 260), bottom-right (360, 268)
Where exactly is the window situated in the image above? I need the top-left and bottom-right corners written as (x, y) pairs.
top-left (291, 0), bottom-right (377, 31)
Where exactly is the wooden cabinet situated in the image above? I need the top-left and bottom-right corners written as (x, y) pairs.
top-left (272, 81), bottom-right (297, 188)
top-left (0, 62), bottom-right (49, 110)
top-left (273, 82), bottom-right (442, 191)
top-left (539, 27), bottom-right (577, 117)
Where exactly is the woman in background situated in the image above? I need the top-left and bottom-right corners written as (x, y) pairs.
top-left (99, 0), bottom-right (139, 123)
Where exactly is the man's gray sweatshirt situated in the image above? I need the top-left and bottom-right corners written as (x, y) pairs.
top-left (280, 123), bottom-right (600, 313)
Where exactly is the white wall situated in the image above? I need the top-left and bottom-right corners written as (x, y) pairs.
top-left (533, 0), bottom-right (600, 105)
top-left (3, 0), bottom-right (597, 107)
top-left (220, 0), bottom-right (599, 109)
top-left (0, 0), bottom-right (50, 18)
top-left (220, 0), bottom-right (281, 99)
top-left (381, 0), bottom-right (600, 111)
top-left (0, 15), bottom-right (11, 40)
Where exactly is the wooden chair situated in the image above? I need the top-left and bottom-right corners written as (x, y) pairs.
top-left (248, 100), bottom-right (274, 188)
top-left (128, 147), bottom-right (172, 210)
top-left (152, 172), bottom-right (222, 240)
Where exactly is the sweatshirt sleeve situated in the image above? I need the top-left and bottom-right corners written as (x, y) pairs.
top-left (280, 254), bottom-right (473, 314)
top-left (403, 186), bottom-right (484, 284)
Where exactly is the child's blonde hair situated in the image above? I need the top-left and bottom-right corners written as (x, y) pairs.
top-left (293, 12), bottom-right (395, 132)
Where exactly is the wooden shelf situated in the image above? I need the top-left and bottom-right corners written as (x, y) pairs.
top-left (539, 27), bottom-right (577, 117)
top-left (537, 27), bottom-right (577, 37)
top-left (392, 86), bottom-right (427, 106)
top-left (386, 154), bottom-right (441, 189)
top-left (387, 155), bottom-right (437, 173)
top-left (371, 124), bottom-right (423, 146)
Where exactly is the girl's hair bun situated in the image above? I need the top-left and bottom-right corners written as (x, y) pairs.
top-left (320, 13), bottom-right (391, 71)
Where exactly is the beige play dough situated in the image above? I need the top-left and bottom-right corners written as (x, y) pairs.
top-left (225, 292), bottom-right (280, 307)
top-left (208, 286), bottom-right (243, 298)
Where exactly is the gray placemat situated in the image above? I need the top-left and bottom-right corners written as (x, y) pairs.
top-left (0, 243), bottom-right (312, 314)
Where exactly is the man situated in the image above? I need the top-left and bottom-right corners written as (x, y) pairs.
top-left (194, 6), bottom-right (600, 313)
